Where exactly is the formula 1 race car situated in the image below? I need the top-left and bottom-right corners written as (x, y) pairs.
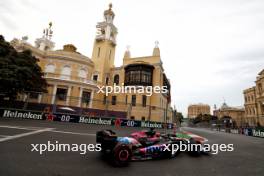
top-left (96, 129), bottom-right (209, 166)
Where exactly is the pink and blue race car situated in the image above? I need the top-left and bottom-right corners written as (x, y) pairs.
top-left (96, 129), bottom-right (209, 166)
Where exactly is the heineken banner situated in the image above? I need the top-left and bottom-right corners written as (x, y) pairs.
top-left (0, 108), bottom-right (43, 120)
top-left (0, 108), bottom-right (173, 129)
top-left (252, 128), bottom-right (264, 138)
top-left (213, 126), bottom-right (264, 138)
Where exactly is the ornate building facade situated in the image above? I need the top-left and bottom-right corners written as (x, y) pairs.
top-left (243, 69), bottom-right (264, 126)
top-left (187, 103), bottom-right (210, 119)
top-left (213, 103), bottom-right (245, 127)
top-left (10, 4), bottom-right (173, 122)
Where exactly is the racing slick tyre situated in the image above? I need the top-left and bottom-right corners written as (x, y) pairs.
top-left (112, 145), bottom-right (132, 167)
top-left (164, 141), bottom-right (181, 158)
top-left (188, 138), bottom-right (202, 156)
top-left (171, 141), bottom-right (182, 158)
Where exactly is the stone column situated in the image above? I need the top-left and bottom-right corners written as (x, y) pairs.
top-left (89, 90), bottom-right (94, 108)
top-left (66, 86), bottom-right (72, 106)
top-left (78, 87), bottom-right (83, 107)
top-left (23, 94), bottom-right (28, 102)
top-left (51, 84), bottom-right (57, 104)
top-left (38, 94), bottom-right (42, 103)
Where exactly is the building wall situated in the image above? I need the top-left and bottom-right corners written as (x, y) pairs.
top-left (91, 40), bottom-right (115, 83)
top-left (214, 108), bottom-right (245, 127)
top-left (243, 87), bottom-right (258, 126)
top-left (98, 54), bottom-right (171, 122)
top-left (187, 104), bottom-right (210, 119)
top-left (244, 69), bottom-right (264, 126)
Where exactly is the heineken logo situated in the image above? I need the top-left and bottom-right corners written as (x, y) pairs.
top-left (79, 116), bottom-right (112, 125)
top-left (252, 129), bottom-right (264, 138)
top-left (2, 110), bottom-right (42, 120)
top-left (141, 121), bottom-right (163, 128)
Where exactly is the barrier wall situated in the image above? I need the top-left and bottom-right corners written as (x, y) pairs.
top-left (212, 126), bottom-right (264, 138)
top-left (0, 108), bottom-right (174, 129)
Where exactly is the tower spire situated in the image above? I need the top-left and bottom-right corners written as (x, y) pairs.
top-left (91, 4), bottom-right (117, 82)
top-left (153, 40), bottom-right (160, 56)
top-left (95, 3), bottom-right (118, 45)
top-left (124, 45), bottom-right (131, 58)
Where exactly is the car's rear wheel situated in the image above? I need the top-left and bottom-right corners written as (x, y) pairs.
top-left (164, 141), bottom-right (181, 158)
top-left (171, 141), bottom-right (182, 158)
top-left (113, 145), bottom-right (131, 167)
top-left (189, 138), bottom-right (202, 156)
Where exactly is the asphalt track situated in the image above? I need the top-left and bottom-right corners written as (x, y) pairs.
top-left (0, 118), bottom-right (263, 176)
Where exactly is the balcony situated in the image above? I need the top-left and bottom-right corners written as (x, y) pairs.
top-left (44, 72), bottom-right (98, 86)
top-left (124, 64), bottom-right (154, 86)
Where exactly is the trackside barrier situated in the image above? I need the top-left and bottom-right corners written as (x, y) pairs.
top-left (0, 108), bottom-right (174, 129)
top-left (212, 126), bottom-right (264, 138)
top-left (252, 128), bottom-right (264, 138)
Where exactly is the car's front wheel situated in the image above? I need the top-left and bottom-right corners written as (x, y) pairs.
top-left (163, 141), bottom-right (181, 159)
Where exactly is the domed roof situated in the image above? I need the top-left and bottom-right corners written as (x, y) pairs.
top-left (221, 102), bottom-right (229, 109)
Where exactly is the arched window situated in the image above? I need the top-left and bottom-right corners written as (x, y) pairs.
top-left (79, 68), bottom-right (87, 79)
top-left (45, 64), bottom-right (55, 73)
top-left (61, 65), bottom-right (71, 80)
top-left (113, 74), bottom-right (119, 85)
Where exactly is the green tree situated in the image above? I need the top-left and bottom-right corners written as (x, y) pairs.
top-left (176, 112), bottom-right (184, 124)
top-left (0, 35), bottom-right (47, 100)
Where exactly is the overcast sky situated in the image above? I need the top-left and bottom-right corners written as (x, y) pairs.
top-left (1, 0), bottom-right (264, 116)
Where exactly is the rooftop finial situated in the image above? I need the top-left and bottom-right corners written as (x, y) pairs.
top-left (153, 41), bottom-right (160, 56)
top-left (43, 22), bottom-right (53, 40)
top-left (104, 3), bottom-right (115, 21)
top-left (35, 22), bottom-right (55, 51)
top-left (126, 45), bottom-right (130, 51)
top-left (124, 45), bottom-right (131, 58)
top-left (155, 40), bottom-right (159, 48)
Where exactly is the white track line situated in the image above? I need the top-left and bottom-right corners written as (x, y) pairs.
top-left (0, 135), bottom-right (10, 137)
top-left (51, 130), bottom-right (95, 136)
top-left (0, 125), bottom-right (95, 138)
top-left (0, 125), bottom-right (44, 131)
top-left (0, 128), bottom-right (53, 142)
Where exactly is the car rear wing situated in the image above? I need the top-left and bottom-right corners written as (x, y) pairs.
top-left (96, 130), bottom-right (118, 150)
